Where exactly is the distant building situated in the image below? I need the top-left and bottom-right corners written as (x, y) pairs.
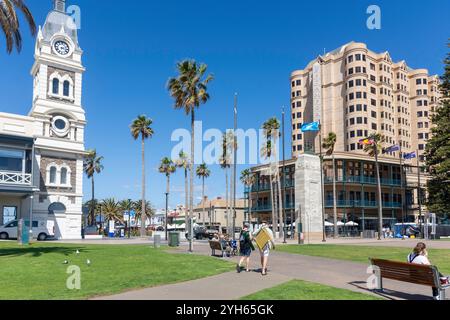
top-left (194, 197), bottom-right (246, 232)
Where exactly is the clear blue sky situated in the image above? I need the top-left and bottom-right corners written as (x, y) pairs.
top-left (1, 0), bottom-right (449, 209)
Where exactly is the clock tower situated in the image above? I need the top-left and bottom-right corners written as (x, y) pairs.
top-left (28, 0), bottom-right (86, 239)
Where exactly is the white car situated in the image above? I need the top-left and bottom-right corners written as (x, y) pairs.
top-left (0, 220), bottom-right (55, 241)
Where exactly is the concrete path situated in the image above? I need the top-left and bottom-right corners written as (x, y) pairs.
top-left (94, 242), bottom-right (448, 301)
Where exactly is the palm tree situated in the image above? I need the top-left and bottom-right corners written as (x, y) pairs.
top-left (261, 118), bottom-right (282, 235)
top-left (363, 133), bottom-right (384, 240)
top-left (323, 132), bottom-right (338, 238)
top-left (0, 0), bottom-right (36, 54)
top-left (220, 131), bottom-right (233, 234)
top-left (175, 150), bottom-right (190, 228)
top-left (119, 199), bottom-right (133, 237)
top-left (83, 150), bottom-right (104, 226)
top-left (101, 199), bottom-right (123, 229)
top-left (159, 157), bottom-right (176, 240)
top-left (167, 60), bottom-right (214, 252)
top-left (132, 200), bottom-right (154, 231)
top-left (196, 163), bottom-right (211, 227)
top-left (240, 169), bottom-right (256, 223)
top-left (130, 115), bottom-right (154, 237)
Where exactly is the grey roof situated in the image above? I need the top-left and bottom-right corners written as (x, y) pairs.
top-left (42, 10), bottom-right (79, 48)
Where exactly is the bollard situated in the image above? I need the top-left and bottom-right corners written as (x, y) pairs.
top-left (154, 234), bottom-right (161, 248)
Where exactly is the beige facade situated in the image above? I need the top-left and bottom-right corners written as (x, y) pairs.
top-left (290, 42), bottom-right (440, 164)
top-left (194, 197), bottom-right (246, 232)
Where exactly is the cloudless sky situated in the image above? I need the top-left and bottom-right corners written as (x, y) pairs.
top-left (1, 0), bottom-right (449, 209)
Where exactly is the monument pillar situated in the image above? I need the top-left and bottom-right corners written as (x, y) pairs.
top-left (295, 154), bottom-right (324, 242)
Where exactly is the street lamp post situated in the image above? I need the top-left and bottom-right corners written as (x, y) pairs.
top-left (128, 198), bottom-right (131, 239)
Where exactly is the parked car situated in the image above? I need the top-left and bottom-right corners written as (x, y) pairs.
top-left (0, 220), bottom-right (55, 241)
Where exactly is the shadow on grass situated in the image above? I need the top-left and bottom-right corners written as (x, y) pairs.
top-left (348, 281), bottom-right (432, 301)
top-left (0, 245), bottom-right (87, 258)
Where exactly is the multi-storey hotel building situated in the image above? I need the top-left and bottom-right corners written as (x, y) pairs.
top-left (246, 42), bottom-right (440, 234)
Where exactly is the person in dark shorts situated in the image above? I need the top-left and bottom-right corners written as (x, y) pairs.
top-left (236, 223), bottom-right (255, 273)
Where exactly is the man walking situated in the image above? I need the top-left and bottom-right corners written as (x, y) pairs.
top-left (254, 221), bottom-right (275, 276)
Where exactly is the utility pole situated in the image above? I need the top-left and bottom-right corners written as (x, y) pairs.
top-left (232, 93), bottom-right (238, 240)
top-left (399, 144), bottom-right (405, 240)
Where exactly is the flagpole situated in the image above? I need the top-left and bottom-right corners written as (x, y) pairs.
top-left (319, 121), bottom-right (326, 243)
top-left (416, 149), bottom-right (423, 239)
top-left (373, 136), bottom-right (383, 241)
top-left (282, 106), bottom-right (287, 244)
top-left (399, 142), bottom-right (405, 240)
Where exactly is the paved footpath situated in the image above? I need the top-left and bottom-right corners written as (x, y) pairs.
top-left (93, 241), bottom-right (448, 301)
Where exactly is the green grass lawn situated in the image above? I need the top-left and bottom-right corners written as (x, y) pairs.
top-left (241, 280), bottom-right (382, 300)
top-left (277, 245), bottom-right (450, 274)
top-left (0, 242), bottom-right (233, 300)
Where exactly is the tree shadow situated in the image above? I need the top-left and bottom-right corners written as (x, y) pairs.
top-left (0, 245), bottom-right (88, 258)
top-left (348, 281), bottom-right (432, 300)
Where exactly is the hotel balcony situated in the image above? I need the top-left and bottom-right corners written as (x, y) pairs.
top-left (325, 200), bottom-right (402, 209)
top-left (250, 202), bottom-right (296, 212)
top-left (324, 176), bottom-right (402, 187)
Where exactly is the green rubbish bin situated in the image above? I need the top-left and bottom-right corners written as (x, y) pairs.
top-left (168, 232), bottom-right (180, 247)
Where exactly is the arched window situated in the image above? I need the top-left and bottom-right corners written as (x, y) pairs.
top-left (60, 167), bottom-right (68, 185)
top-left (49, 167), bottom-right (57, 184)
top-left (52, 78), bottom-right (59, 94)
top-left (63, 81), bottom-right (70, 97)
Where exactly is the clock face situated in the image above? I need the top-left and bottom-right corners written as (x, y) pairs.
top-left (54, 40), bottom-right (70, 56)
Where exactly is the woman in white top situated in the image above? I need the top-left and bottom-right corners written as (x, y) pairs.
top-left (407, 242), bottom-right (446, 300)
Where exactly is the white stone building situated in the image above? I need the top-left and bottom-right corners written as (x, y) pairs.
top-left (0, 0), bottom-right (86, 239)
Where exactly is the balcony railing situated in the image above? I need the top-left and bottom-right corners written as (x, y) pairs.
top-left (324, 176), bottom-right (401, 186)
top-left (0, 171), bottom-right (32, 186)
top-left (325, 200), bottom-right (402, 208)
top-left (250, 202), bottom-right (296, 212)
top-left (248, 180), bottom-right (295, 193)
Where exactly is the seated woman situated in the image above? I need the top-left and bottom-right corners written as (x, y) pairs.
top-left (407, 242), bottom-right (449, 300)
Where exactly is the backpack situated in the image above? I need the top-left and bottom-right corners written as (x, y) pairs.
top-left (239, 231), bottom-right (248, 249)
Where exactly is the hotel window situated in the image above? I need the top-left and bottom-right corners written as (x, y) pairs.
top-left (349, 93), bottom-right (354, 100)
top-left (372, 123), bottom-right (377, 130)
top-left (357, 117), bottom-right (362, 124)
top-left (296, 101), bottom-right (301, 108)
top-left (355, 54), bottom-right (361, 61)
top-left (348, 55), bottom-right (353, 63)
top-left (291, 81), bottom-right (295, 87)
top-left (349, 80), bottom-right (354, 88)
top-left (371, 99), bottom-right (376, 106)
top-left (370, 75), bottom-right (376, 82)
top-left (370, 63), bottom-right (375, 71)
top-left (297, 134), bottom-right (302, 140)
top-left (52, 78), bottom-right (59, 94)
top-left (356, 92), bottom-right (362, 99)
top-left (49, 167), bottom-right (57, 184)
top-left (350, 118), bottom-right (355, 125)
top-left (362, 55), bottom-right (366, 61)
top-left (370, 87), bottom-right (376, 94)
top-left (357, 130), bottom-right (363, 137)
top-left (418, 133), bottom-right (424, 139)
top-left (416, 79), bottom-right (422, 85)
top-left (350, 131), bottom-right (355, 138)
top-left (355, 67), bottom-right (361, 73)
top-left (417, 100), bottom-right (423, 107)
top-left (419, 144), bottom-right (425, 151)
top-left (356, 104), bottom-right (362, 112)
top-left (348, 68), bottom-right (354, 75)
top-left (349, 105), bottom-right (355, 113)
top-left (350, 144), bottom-right (356, 151)
top-left (296, 80), bottom-right (301, 86)
top-left (297, 112), bottom-right (302, 118)
top-left (371, 111), bottom-right (377, 118)
top-left (423, 79), bottom-right (427, 84)
top-left (356, 79), bottom-right (361, 86)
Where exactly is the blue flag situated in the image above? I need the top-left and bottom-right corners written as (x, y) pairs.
top-left (384, 145), bottom-right (400, 153)
top-left (301, 122), bottom-right (320, 132)
top-left (403, 152), bottom-right (417, 160)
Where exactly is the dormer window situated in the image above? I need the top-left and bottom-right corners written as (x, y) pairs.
top-left (52, 78), bottom-right (59, 94)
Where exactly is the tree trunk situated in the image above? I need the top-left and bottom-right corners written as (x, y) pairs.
top-left (165, 175), bottom-right (170, 241)
top-left (225, 168), bottom-right (229, 235)
top-left (189, 109), bottom-right (195, 252)
top-left (184, 168), bottom-right (188, 232)
top-left (140, 136), bottom-right (146, 237)
top-left (332, 154), bottom-right (338, 238)
top-left (90, 175), bottom-right (95, 226)
top-left (202, 177), bottom-right (205, 227)
top-left (374, 145), bottom-right (383, 240)
top-left (270, 174), bottom-right (276, 231)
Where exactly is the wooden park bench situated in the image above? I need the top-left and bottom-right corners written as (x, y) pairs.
top-left (370, 258), bottom-right (450, 300)
top-left (209, 240), bottom-right (227, 257)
